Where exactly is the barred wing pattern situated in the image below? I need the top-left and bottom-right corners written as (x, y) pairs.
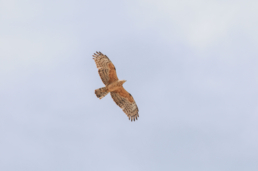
top-left (93, 52), bottom-right (118, 85)
top-left (111, 87), bottom-right (139, 121)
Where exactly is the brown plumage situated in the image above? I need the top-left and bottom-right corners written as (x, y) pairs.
top-left (93, 51), bottom-right (139, 121)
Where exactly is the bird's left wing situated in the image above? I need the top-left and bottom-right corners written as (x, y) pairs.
top-left (110, 87), bottom-right (139, 121)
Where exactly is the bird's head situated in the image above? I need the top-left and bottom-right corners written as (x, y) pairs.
top-left (120, 80), bottom-right (127, 85)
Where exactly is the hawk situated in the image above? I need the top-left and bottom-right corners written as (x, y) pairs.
top-left (93, 51), bottom-right (139, 121)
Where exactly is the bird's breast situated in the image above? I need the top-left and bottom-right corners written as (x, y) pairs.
top-left (107, 81), bottom-right (121, 92)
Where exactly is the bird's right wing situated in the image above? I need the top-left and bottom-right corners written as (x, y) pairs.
top-left (93, 51), bottom-right (118, 85)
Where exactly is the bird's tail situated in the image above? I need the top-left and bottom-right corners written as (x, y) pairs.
top-left (95, 87), bottom-right (109, 99)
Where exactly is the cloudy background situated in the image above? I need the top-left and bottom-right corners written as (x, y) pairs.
top-left (1, 0), bottom-right (258, 170)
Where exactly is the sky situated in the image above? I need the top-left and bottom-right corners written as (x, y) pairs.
top-left (0, 0), bottom-right (258, 170)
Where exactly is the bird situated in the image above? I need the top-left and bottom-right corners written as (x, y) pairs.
top-left (93, 51), bottom-right (139, 121)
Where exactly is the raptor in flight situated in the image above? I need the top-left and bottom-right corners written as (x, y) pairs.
top-left (93, 51), bottom-right (139, 121)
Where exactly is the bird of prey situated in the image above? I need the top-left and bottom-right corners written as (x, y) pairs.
top-left (93, 51), bottom-right (139, 121)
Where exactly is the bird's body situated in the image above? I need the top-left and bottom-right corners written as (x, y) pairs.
top-left (93, 51), bottom-right (139, 121)
top-left (107, 80), bottom-right (126, 92)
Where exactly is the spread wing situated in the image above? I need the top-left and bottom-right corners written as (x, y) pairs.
top-left (93, 51), bottom-right (118, 85)
top-left (110, 87), bottom-right (139, 121)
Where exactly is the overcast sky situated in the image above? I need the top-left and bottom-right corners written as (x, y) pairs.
top-left (1, 0), bottom-right (258, 170)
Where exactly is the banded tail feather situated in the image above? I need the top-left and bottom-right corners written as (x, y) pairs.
top-left (95, 87), bottom-right (109, 99)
